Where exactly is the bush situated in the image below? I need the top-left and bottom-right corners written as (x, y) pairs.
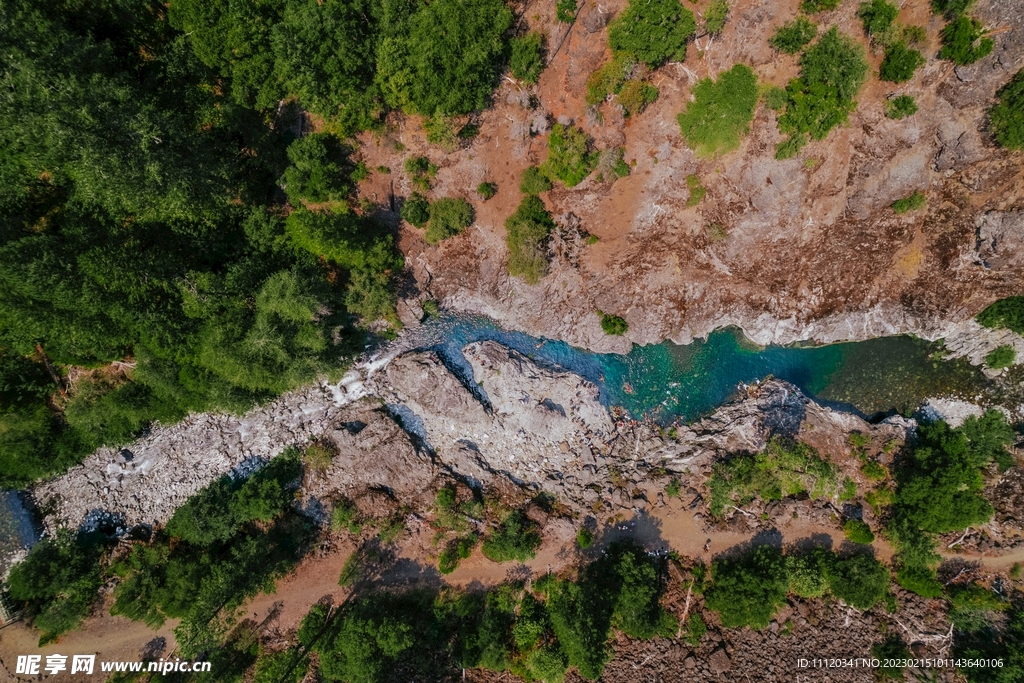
top-left (303, 441), bottom-right (335, 472)
top-left (785, 549), bottom-right (830, 598)
top-left (990, 69), bottom-right (1024, 150)
top-left (556, 0), bottom-right (577, 22)
top-left (705, 0), bottom-right (730, 34)
top-left (586, 56), bottom-right (636, 106)
top-left (678, 64), bottom-right (758, 157)
top-left (939, 15), bottom-right (994, 65)
top-left (520, 166), bottom-right (553, 194)
top-left (686, 174), bottom-right (706, 206)
top-left (764, 85), bottom-right (790, 111)
top-left (510, 32), bottom-right (545, 84)
top-left (482, 510), bottom-right (542, 562)
top-left (801, 0), bottom-right (840, 11)
top-left (425, 197), bottom-right (473, 244)
top-left (331, 498), bottom-right (362, 534)
top-left (618, 80), bottom-right (659, 116)
top-left (843, 519), bottom-right (876, 544)
top-left (873, 638), bottom-right (911, 680)
top-left (401, 193), bottom-right (431, 228)
top-left (977, 296), bottom-right (1024, 334)
top-left (599, 312), bottom-right (628, 335)
top-left (708, 437), bottom-right (840, 517)
top-left (281, 133), bottom-right (351, 206)
top-left (577, 527), bottom-right (594, 548)
top-left (824, 554), bottom-right (889, 610)
top-left (770, 17), bottom-right (818, 54)
top-left (477, 182), bottom-right (498, 200)
top-left (424, 114), bottom-right (459, 152)
top-left (438, 534), bottom-right (478, 573)
top-left (705, 545), bottom-right (789, 629)
top-left (931, 0), bottom-right (973, 19)
top-left (892, 191), bottom-right (926, 213)
top-left (880, 42), bottom-right (925, 82)
top-left (885, 94), bottom-right (918, 119)
top-left (608, 0), bottom-right (697, 68)
top-left (858, 0), bottom-right (899, 37)
top-left (985, 345), bottom-right (1016, 370)
top-left (775, 28), bottom-right (869, 156)
top-left (505, 195), bottom-right (556, 284)
top-left (895, 565), bottom-right (943, 597)
top-left (543, 124), bottom-right (597, 187)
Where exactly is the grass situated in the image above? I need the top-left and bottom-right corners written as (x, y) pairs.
top-left (801, 0), bottom-right (840, 12)
top-left (891, 191), bottom-right (926, 214)
top-left (477, 181), bottom-right (497, 200)
top-left (302, 441), bottom-right (335, 473)
top-left (984, 345), bottom-right (1016, 370)
top-left (665, 478), bottom-right (682, 498)
top-left (861, 461), bottom-right (888, 481)
top-left (685, 174), bottom-right (706, 206)
top-left (576, 527), bottom-right (594, 549)
top-left (677, 64), bottom-right (758, 157)
top-left (556, 0), bottom-right (576, 22)
top-left (885, 94), bottom-right (918, 119)
top-left (770, 17), bottom-right (817, 55)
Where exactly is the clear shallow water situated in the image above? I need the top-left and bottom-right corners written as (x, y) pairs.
top-left (410, 313), bottom-right (988, 424)
top-left (0, 491), bottom-right (38, 575)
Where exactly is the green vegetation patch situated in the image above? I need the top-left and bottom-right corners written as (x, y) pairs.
top-left (977, 296), bottom-right (1024, 334)
top-left (618, 80), bottom-right (660, 116)
top-left (801, 0), bottom-right (841, 12)
top-left (931, 0), bottom-right (974, 20)
top-left (705, 0), bottom-right (730, 34)
top-left (880, 42), bottom-right (925, 83)
top-left (282, 133), bottom-right (352, 206)
top-left (425, 197), bottom-right (474, 244)
top-left (599, 312), bottom-right (629, 335)
top-left (984, 344), bottom-right (1016, 370)
top-left (510, 32), bottom-right (546, 84)
top-left (557, 0), bottom-right (578, 22)
top-left (505, 195), bottom-right (556, 284)
top-left (990, 69), bottom-right (1024, 150)
top-left (401, 193), bottom-right (431, 228)
top-left (608, 0), bottom-right (697, 68)
top-left (520, 165), bottom-right (554, 194)
top-left (586, 56), bottom-right (636, 105)
top-left (775, 27), bottom-right (869, 158)
top-left (708, 437), bottom-right (840, 517)
top-left (770, 17), bottom-right (818, 55)
top-left (858, 0), bottom-right (899, 37)
top-left (885, 94), bottom-right (918, 119)
top-left (677, 64), bottom-right (759, 157)
top-left (543, 124), bottom-right (598, 187)
top-left (477, 181), bottom-right (498, 200)
top-left (686, 174), bottom-right (707, 206)
top-left (705, 545), bottom-right (789, 629)
top-left (482, 510), bottom-right (543, 562)
top-left (939, 15), bottom-right (994, 65)
top-left (891, 191), bottom-right (926, 213)
top-left (843, 519), bottom-right (876, 544)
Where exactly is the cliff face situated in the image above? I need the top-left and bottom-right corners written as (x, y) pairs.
top-left (355, 0), bottom-right (1024, 354)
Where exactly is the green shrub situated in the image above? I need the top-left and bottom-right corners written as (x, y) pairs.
top-left (425, 197), bottom-right (473, 244)
top-left (775, 28), bottom-right (869, 156)
top-left (858, 0), bottom-right (899, 37)
top-left (505, 195), bottom-right (556, 284)
top-left (708, 437), bottom-right (840, 516)
top-left (677, 64), bottom-right (759, 157)
top-left (577, 527), bottom-right (594, 549)
top-left (618, 80), bottom-right (659, 116)
top-left (350, 160), bottom-right (370, 182)
top-left (599, 312), bottom-right (629, 335)
top-left (770, 17), bottom-right (818, 54)
top-left (939, 15), bottom-right (994, 65)
top-left (861, 461), bottom-right (888, 481)
top-left (705, 0), bottom-right (730, 34)
top-left (895, 565), bottom-right (943, 597)
top-left (990, 69), bottom-right (1024, 150)
top-left (543, 124), bottom-right (597, 187)
top-left (977, 296), bottom-right (1024, 334)
top-left (665, 478), bottom-right (682, 498)
top-left (705, 545), bottom-right (788, 629)
top-left (683, 613), bottom-right (707, 646)
top-left (885, 94), bottom-right (918, 119)
top-left (477, 181), bottom-right (498, 200)
top-left (438, 534), bottom-right (478, 573)
top-left (520, 166), bottom-right (554, 194)
top-left (947, 583), bottom-right (1009, 632)
top-left (331, 498), bottom-right (363, 534)
top-left (824, 554), bottom-right (889, 610)
top-left (880, 42), bottom-right (925, 82)
top-left (603, 543), bottom-right (677, 639)
top-left (586, 56), bottom-right (635, 105)
top-left (801, 0), bottom-right (840, 12)
top-left (253, 649), bottom-right (307, 683)
top-left (303, 441), bottom-right (335, 472)
top-left (843, 519), bottom-right (876, 544)
top-left (556, 0), bottom-right (577, 22)
top-left (482, 510), bottom-right (542, 562)
top-left (931, 0), bottom-right (973, 19)
top-left (424, 114), bottom-right (459, 152)
top-left (608, 0), bottom-right (697, 68)
top-left (958, 409), bottom-right (1015, 471)
top-left (785, 549), bottom-right (830, 598)
top-left (891, 191), bottom-right (926, 213)
top-left (873, 637), bottom-right (911, 680)
top-left (281, 133), bottom-right (351, 206)
top-left (985, 345), bottom-right (1016, 370)
top-left (401, 193), bottom-right (431, 228)
top-left (510, 32), bottom-right (545, 84)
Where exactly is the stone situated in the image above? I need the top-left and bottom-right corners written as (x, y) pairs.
top-left (709, 648), bottom-right (732, 674)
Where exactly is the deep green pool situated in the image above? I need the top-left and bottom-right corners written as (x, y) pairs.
top-left (416, 314), bottom-right (988, 423)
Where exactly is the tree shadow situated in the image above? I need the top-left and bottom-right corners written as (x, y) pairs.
top-left (712, 527), bottom-right (785, 562)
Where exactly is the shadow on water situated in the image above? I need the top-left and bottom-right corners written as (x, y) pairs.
top-left (408, 314), bottom-right (991, 426)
